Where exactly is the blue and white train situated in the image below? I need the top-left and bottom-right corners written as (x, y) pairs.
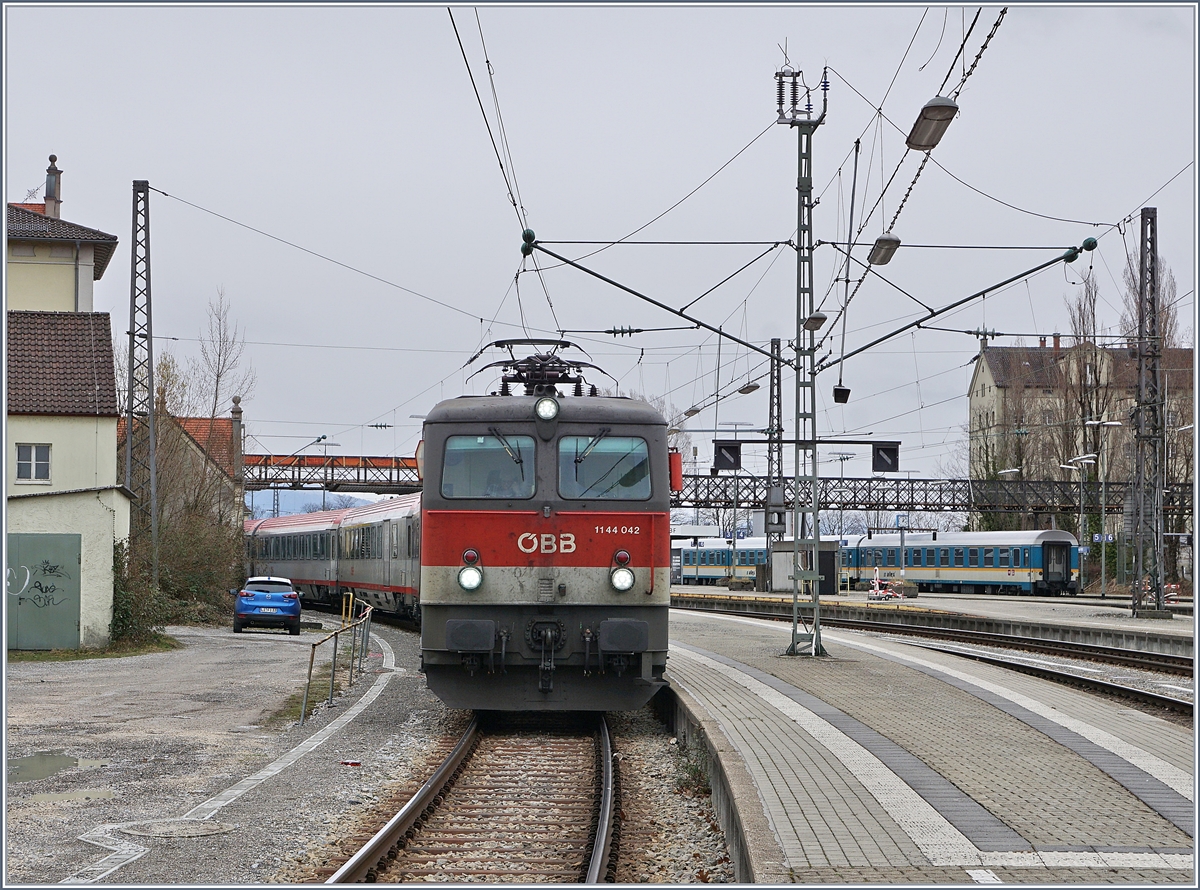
top-left (673, 536), bottom-right (769, 585)
top-left (841, 530), bottom-right (1079, 596)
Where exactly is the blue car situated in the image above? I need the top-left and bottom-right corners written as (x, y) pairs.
top-left (234, 576), bottom-right (301, 635)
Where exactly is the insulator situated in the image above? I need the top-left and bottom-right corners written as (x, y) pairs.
top-left (573, 379), bottom-right (583, 397)
top-left (806, 101), bottom-right (813, 114)
top-left (821, 77), bottom-right (830, 92)
top-left (790, 77), bottom-right (799, 111)
top-left (500, 380), bottom-right (511, 396)
top-left (589, 385), bottom-right (598, 397)
top-left (776, 76), bottom-right (785, 112)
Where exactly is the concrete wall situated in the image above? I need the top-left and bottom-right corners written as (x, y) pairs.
top-left (7, 415), bottom-right (119, 497)
top-left (7, 488), bottom-right (129, 647)
top-left (6, 241), bottom-right (96, 312)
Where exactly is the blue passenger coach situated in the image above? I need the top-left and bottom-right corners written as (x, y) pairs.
top-left (842, 530), bottom-right (1078, 595)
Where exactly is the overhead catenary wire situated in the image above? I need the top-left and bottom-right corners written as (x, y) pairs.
top-left (147, 187), bottom-right (481, 322)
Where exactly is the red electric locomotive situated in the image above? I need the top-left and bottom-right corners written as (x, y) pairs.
top-left (417, 342), bottom-right (678, 711)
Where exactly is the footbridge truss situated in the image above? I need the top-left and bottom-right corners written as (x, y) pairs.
top-left (242, 456), bottom-right (1190, 517)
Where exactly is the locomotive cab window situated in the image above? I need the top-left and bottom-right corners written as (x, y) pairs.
top-left (441, 434), bottom-right (536, 499)
top-left (558, 435), bottom-right (651, 500)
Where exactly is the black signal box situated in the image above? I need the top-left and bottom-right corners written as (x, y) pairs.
top-left (871, 442), bottom-right (900, 473)
top-left (713, 440), bottom-right (742, 471)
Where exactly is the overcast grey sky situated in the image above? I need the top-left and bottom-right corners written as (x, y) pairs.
top-left (5, 3), bottom-right (1195, 483)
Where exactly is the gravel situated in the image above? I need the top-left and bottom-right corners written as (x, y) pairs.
top-left (5, 618), bottom-right (733, 884)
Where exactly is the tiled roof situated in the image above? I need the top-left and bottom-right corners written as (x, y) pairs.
top-left (176, 416), bottom-right (239, 478)
top-left (981, 346), bottom-right (1065, 389)
top-left (6, 203), bottom-right (119, 280)
top-left (117, 415), bottom-right (240, 479)
top-left (6, 311), bottom-right (119, 416)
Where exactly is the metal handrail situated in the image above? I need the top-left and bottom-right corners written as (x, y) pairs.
top-left (299, 604), bottom-right (374, 727)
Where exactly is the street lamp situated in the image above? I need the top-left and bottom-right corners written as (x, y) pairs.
top-left (906, 96), bottom-right (958, 151)
top-left (997, 468), bottom-right (1021, 476)
top-left (1061, 458), bottom-right (1096, 592)
top-left (1085, 420), bottom-right (1123, 597)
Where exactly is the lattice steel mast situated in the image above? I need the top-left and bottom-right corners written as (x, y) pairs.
top-left (777, 67), bottom-right (828, 656)
top-left (1131, 207), bottom-right (1166, 615)
top-left (125, 180), bottom-right (159, 586)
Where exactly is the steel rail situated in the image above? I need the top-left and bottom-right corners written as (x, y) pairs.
top-left (679, 599), bottom-right (1193, 676)
top-left (679, 600), bottom-right (1192, 715)
top-left (903, 641), bottom-right (1193, 717)
top-left (585, 716), bottom-right (617, 883)
top-left (326, 715), bottom-right (479, 883)
top-left (823, 617), bottom-right (1194, 676)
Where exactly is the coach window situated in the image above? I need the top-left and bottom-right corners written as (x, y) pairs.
top-left (1011, 548), bottom-right (1020, 567)
top-left (999, 548), bottom-right (1010, 567)
top-left (558, 435), bottom-right (651, 499)
top-left (442, 434), bottom-right (536, 499)
top-left (983, 547), bottom-right (994, 567)
top-left (968, 548), bottom-right (979, 567)
top-left (926, 548), bottom-right (935, 566)
top-left (912, 549), bottom-right (922, 567)
top-left (886, 549), bottom-right (896, 567)
top-left (953, 548), bottom-right (965, 567)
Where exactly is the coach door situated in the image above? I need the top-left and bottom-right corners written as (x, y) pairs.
top-left (1043, 542), bottom-right (1068, 584)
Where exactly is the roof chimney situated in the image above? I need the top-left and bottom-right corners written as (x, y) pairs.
top-left (1039, 336), bottom-right (1046, 348)
top-left (44, 154), bottom-right (62, 219)
top-left (1052, 332), bottom-right (1061, 353)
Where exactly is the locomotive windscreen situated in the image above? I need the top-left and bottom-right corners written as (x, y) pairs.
top-left (441, 435), bottom-right (536, 499)
top-left (558, 436), bottom-right (651, 500)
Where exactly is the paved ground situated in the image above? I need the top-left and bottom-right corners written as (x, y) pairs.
top-left (667, 608), bottom-right (1195, 884)
top-left (4, 618), bottom-right (447, 885)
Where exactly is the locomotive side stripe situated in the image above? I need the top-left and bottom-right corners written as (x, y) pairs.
top-left (421, 509), bottom-right (670, 568)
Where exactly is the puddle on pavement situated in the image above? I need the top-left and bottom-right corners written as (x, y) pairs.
top-left (6, 752), bottom-right (112, 783)
top-left (27, 789), bottom-right (116, 803)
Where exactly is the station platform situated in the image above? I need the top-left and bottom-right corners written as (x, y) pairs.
top-left (664, 608), bottom-right (1194, 884)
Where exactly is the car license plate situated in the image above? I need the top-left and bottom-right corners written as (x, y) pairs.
top-left (259, 607), bottom-right (278, 613)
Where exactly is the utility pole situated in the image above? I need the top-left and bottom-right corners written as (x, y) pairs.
top-left (765, 338), bottom-right (786, 590)
top-left (777, 66), bottom-right (828, 656)
top-left (125, 181), bottom-right (159, 588)
top-left (1132, 207), bottom-right (1167, 615)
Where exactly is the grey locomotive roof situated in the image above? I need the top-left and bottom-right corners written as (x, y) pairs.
top-left (424, 394), bottom-right (667, 426)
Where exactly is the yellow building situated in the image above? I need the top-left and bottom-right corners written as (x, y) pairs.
top-left (6, 156), bottom-right (128, 649)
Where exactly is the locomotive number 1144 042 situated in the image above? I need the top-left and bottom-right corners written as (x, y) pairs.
top-left (595, 525), bottom-right (641, 535)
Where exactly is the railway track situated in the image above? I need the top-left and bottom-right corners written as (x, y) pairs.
top-left (327, 713), bottom-right (618, 883)
top-left (674, 599), bottom-right (1193, 717)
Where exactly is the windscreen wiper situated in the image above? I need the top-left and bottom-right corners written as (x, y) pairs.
top-left (574, 427), bottom-right (611, 481)
top-left (487, 427), bottom-right (525, 479)
top-left (575, 428), bottom-right (611, 465)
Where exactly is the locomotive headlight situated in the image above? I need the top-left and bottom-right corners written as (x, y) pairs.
top-left (458, 565), bottom-right (484, 591)
top-left (534, 396), bottom-right (559, 421)
top-left (610, 566), bottom-right (635, 592)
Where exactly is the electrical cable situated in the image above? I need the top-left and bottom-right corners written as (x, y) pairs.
top-left (147, 187), bottom-right (480, 321)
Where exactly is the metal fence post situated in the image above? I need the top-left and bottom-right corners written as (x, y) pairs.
top-left (359, 610), bottom-right (372, 673)
top-left (328, 629), bottom-right (339, 705)
top-left (299, 643), bottom-right (317, 727)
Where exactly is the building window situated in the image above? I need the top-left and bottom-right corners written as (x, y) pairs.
top-left (16, 444), bottom-right (51, 483)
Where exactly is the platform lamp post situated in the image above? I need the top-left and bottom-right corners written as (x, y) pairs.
top-left (1085, 420), bottom-right (1122, 597)
top-left (319, 440), bottom-right (342, 510)
top-left (1062, 455), bottom-right (1097, 592)
top-left (720, 421), bottom-right (753, 580)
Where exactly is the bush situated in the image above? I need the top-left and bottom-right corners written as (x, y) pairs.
top-left (110, 540), bottom-right (168, 644)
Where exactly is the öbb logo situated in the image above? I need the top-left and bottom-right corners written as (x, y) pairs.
top-left (517, 533), bottom-right (576, 554)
